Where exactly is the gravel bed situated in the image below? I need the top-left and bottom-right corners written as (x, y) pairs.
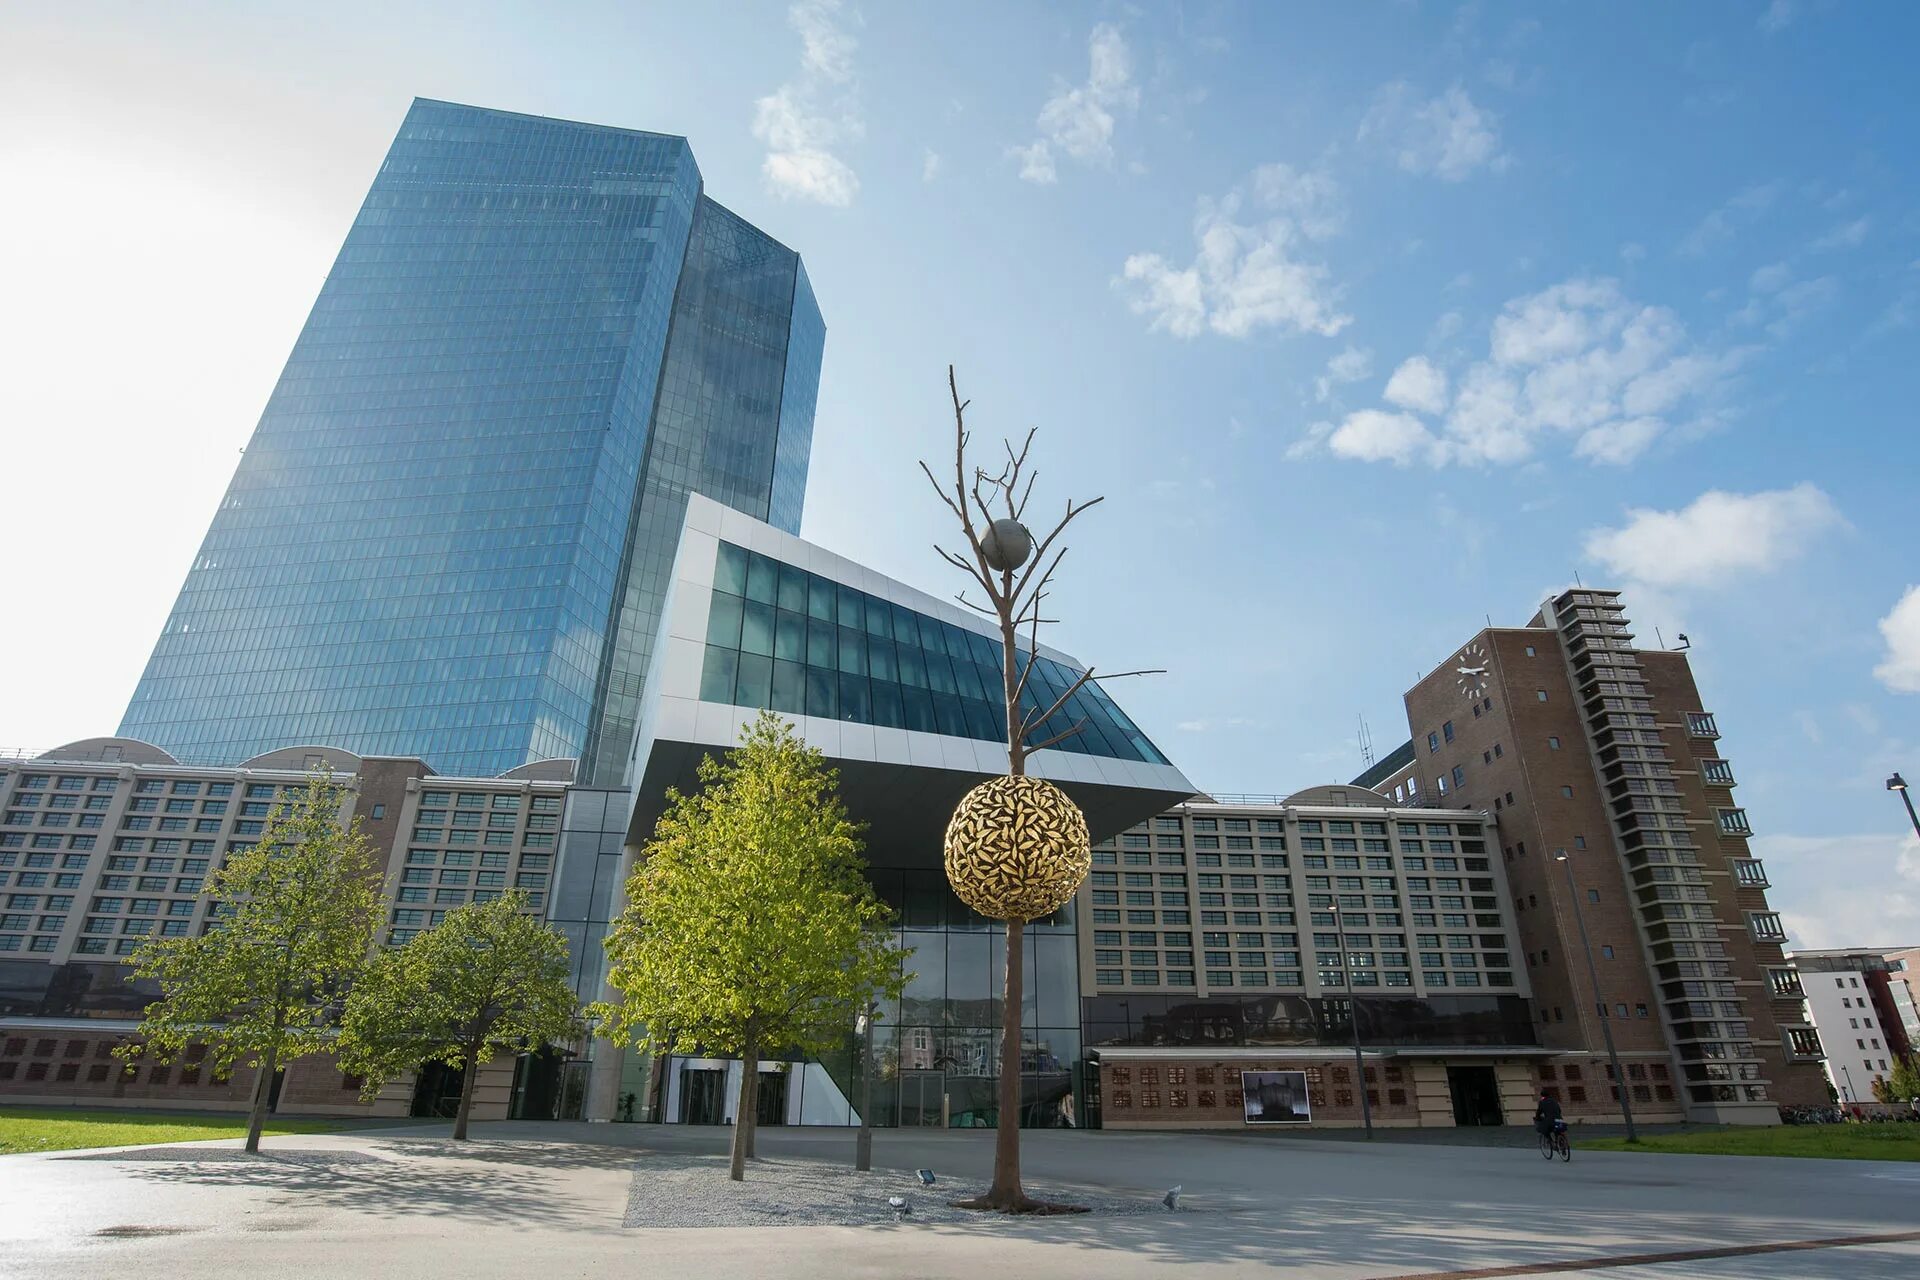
top-left (70, 1146), bottom-right (388, 1166)
top-left (623, 1154), bottom-right (1203, 1228)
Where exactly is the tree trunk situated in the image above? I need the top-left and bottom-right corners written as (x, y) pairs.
top-left (729, 1035), bottom-right (759, 1182)
top-left (452, 1048), bottom-right (481, 1141)
top-left (744, 1065), bottom-right (759, 1160)
top-left (245, 1040), bottom-right (279, 1154)
top-left (980, 916), bottom-right (1027, 1207)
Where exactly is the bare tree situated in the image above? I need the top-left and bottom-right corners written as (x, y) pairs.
top-left (919, 367), bottom-right (1156, 1213)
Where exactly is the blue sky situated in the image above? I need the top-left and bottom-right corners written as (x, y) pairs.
top-left (2, 1), bottom-right (1916, 945)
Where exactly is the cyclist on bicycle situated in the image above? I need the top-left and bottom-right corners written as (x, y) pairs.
top-left (1533, 1091), bottom-right (1564, 1137)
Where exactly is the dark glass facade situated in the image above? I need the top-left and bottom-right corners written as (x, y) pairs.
top-left (866, 869), bottom-right (1082, 1128)
top-left (696, 541), bottom-right (1170, 764)
top-left (119, 100), bottom-right (822, 780)
top-left (1081, 992), bottom-right (1539, 1049)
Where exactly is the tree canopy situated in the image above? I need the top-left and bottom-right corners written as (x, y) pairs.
top-left (595, 710), bottom-right (907, 1180)
top-left (339, 890), bottom-right (582, 1138)
top-left (119, 770), bottom-right (384, 1151)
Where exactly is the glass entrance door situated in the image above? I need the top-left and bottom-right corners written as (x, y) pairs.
top-left (1447, 1065), bottom-right (1504, 1126)
top-left (898, 1070), bottom-right (945, 1126)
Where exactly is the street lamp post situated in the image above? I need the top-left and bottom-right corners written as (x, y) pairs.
top-left (1554, 850), bottom-right (1638, 1142)
top-left (1839, 1063), bottom-right (1857, 1105)
top-left (1331, 901), bottom-right (1374, 1139)
top-left (1888, 774), bottom-right (1920, 841)
top-left (854, 1003), bottom-right (877, 1172)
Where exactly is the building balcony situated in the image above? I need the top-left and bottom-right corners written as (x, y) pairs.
top-left (1701, 758), bottom-right (1736, 786)
top-left (1746, 911), bottom-right (1787, 942)
top-left (1784, 1027), bottom-right (1825, 1061)
top-left (1686, 712), bottom-right (1720, 738)
top-left (1717, 808), bottom-right (1754, 837)
top-left (1732, 858), bottom-right (1769, 888)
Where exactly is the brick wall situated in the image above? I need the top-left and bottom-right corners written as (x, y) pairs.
top-left (1100, 1057), bottom-right (1425, 1129)
top-left (1405, 628), bottom-right (1672, 1061)
top-left (0, 1029), bottom-right (374, 1115)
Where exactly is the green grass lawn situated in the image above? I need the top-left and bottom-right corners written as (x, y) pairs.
top-left (1588, 1123), bottom-right (1920, 1161)
top-left (0, 1106), bottom-right (351, 1155)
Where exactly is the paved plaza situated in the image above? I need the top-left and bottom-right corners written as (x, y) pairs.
top-left (2, 1121), bottom-right (1918, 1279)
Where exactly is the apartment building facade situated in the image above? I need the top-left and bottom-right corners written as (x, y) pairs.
top-left (0, 739), bottom-right (572, 1120)
top-left (1367, 588), bottom-right (1827, 1123)
top-left (1076, 789), bottom-right (1551, 1130)
top-left (1791, 948), bottom-right (1913, 1102)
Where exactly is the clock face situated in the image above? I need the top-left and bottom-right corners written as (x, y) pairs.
top-left (1454, 641), bottom-right (1490, 699)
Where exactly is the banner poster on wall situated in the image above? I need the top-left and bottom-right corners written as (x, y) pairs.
top-left (1240, 1069), bottom-right (1312, 1124)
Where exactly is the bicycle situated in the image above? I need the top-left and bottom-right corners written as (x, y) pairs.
top-left (1537, 1118), bottom-right (1570, 1162)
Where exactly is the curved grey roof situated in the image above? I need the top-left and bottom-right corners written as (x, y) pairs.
top-left (36, 737), bottom-right (180, 766)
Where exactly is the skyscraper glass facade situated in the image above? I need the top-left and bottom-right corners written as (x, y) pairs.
top-left (576, 203), bottom-right (823, 785)
top-left (119, 100), bottom-right (822, 779)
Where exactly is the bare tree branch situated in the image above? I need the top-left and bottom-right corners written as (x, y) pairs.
top-left (934, 544), bottom-right (994, 594)
top-left (1089, 668), bottom-right (1167, 681)
top-left (953, 592), bottom-right (998, 617)
top-left (1020, 666), bottom-right (1098, 744)
top-left (1025, 718), bottom-right (1091, 755)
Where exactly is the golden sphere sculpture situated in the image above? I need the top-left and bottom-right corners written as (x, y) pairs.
top-left (942, 775), bottom-right (1091, 921)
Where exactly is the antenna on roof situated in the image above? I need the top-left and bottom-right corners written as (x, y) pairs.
top-left (1358, 715), bottom-right (1375, 768)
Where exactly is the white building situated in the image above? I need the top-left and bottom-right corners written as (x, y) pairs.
top-left (1791, 949), bottom-right (1902, 1103)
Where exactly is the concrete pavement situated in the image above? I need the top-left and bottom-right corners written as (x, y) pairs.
top-left (1, 1120), bottom-right (1916, 1279)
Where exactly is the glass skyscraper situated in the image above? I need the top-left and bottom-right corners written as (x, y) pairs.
top-left (119, 99), bottom-right (823, 782)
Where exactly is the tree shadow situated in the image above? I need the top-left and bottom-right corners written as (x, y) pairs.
top-left (124, 1148), bottom-right (602, 1228)
top-left (375, 1136), bottom-right (643, 1171)
top-left (878, 1194), bottom-right (1920, 1278)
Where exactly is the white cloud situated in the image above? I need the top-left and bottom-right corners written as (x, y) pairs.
top-left (1315, 345), bottom-right (1372, 403)
top-left (1758, 0), bottom-right (1795, 34)
top-left (1324, 276), bottom-right (1741, 469)
top-left (1359, 82), bottom-right (1508, 182)
top-left (1581, 484), bottom-right (1841, 589)
top-left (1813, 215), bottom-right (1871, 251)
top-left (1678, 181), bottom-right (1780, 256)
top-left (921, 149), bottom-right (942, 183)
top-left (1620, 242), bottom-right (1646, 263)
top-left (1571, 416), bottom-right (1664, 465)
top-left (1764, 831), bottom-right (1920, 952)
top-left (752, 1), bottom-right (863, 206)
top-left (1735, 263), bottom-right (1839, 337)
top-left (1007, 141), bottom-right (1056, 184)
top-left (1250, 163), bottom-right (1344, 240)
top-left (1014, 23), bottom-right (1138, 182)
top-left (1327, 409), bottom-right (1436, 465)
top-left (1117, 167), bottom-right (1350, 340)
top-left (1874, 585), bottom-right (1920, 693)
top-left (792, 0), bottom-right (856, 81)
top-left (1383, 355), bottom-right (1449, 415)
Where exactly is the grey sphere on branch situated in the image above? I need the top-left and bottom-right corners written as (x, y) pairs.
top-left (981, 518), bottom-right (1034, 573)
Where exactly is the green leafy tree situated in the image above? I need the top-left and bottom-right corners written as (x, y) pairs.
top-left (595, 711), bottom-right (908, 1182)
top-left (119, 771), bottom-right (383, 1153)
top-left (1884, 1053), bottom-right (1920, 1104)
top-left (338, 890), bottom-right (583, 1139)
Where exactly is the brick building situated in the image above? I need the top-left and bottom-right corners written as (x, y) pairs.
top-left (1357, 588), bottom-right (1827, 1123)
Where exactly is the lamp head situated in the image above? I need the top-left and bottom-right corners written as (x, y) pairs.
top-left (1890, 773), bottom-right (1909, 793)
top-left (1554, 849), bottom-right (1569, 862)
